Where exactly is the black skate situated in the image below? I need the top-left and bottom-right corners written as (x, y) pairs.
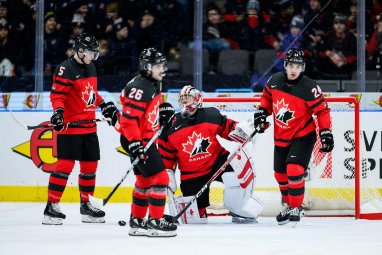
top-left (80, 201), bottom-right (105, 223)
top-left (289, 207), bottom-right (305, 226)
top-left (129, 216), bottom-right (148, 236)
top-left (231, 212), bottom-right (258, 224)
top-left (42, 201), bottom-right (66, 225)
top-left (147, 216), bottom-right (177, 237)
top-left (276, 205), bottom-right (292, 225)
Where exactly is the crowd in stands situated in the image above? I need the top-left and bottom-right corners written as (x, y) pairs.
top-left (0, 0), bottom-right (382, 90)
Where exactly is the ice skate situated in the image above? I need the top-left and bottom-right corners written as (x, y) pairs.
top-left (147, 216), bottom-right (177, 237)
top-left (80, 201), bottom-right (105, 223)
top-left (289, 207), bottom-right (305, 228)
top-left (276, 205), bottom-right (292, 225)
top-left (231, 212), bottom-right (258, 224)
top-left (128, 216), bottom-right (149, 236)
top-left (42, 201), bottom-right (66, 225)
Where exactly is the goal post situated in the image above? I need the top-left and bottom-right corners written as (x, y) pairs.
top-left (203, 96), bottom-right (382, 220)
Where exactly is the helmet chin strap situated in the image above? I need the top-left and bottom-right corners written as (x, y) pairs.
top-left (76, 49), bottom-right (87, 64)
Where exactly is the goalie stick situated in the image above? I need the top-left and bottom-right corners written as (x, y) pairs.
top-left (9, 110), bottom-right (111, 130)
top-left (89, 126), bottom-right (165, 208)
top-left (171, 127), bottom-right (261, 223)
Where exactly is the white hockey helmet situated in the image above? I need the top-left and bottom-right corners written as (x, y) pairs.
top-left (178, 85), bottom-right (203, 118)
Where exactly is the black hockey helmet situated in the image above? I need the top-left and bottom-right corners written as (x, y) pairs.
top-left (284, 48), bottom-right (305, 71)
top-left (74, 33), bottom-right (99, 59)
top-left (139, 48), bottom-right (167, 71)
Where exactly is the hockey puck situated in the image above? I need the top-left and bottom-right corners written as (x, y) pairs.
top-left (118, 220), bottom-right (126, 226)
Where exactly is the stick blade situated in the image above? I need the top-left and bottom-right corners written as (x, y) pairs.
top-left (88, 195), bottom-right (104, 209)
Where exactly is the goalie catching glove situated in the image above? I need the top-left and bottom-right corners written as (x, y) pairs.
top-left (51, 108), bottom-right (65, 131)
top-left (99, 101), bottom-right (119, 126)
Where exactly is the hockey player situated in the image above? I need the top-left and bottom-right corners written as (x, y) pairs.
top-left (44, 33), bottom-right (119, 225)
top-left (254, 48), bottom-right (333, 225)
top-left (158, 85), bottom-right (263, 224)
top-left (119, 48), bottom-right (177, 237)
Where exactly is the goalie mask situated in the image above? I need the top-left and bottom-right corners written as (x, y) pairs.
top-left (284, 48), bottom-right (305, 72)
top-left (178, 85), bottom-right (202, 118)
top-left (74, 33), bottom-right (99, 60)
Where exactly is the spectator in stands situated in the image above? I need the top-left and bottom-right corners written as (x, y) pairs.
top-left (108, 20), bottom-right (138, 75)
top-left (43, 12), bottom-right (65, 75)
top-left (133, 9), bottom-right (162, 54)
top-left (95, 39), bottom-right (114, 75)
top-left (240, 0), bottom-right (265, 52)
top-left (102, 1), bottom-right (123, 39)
top-left (264, 0), bottom-right (295, 50)
top-left (273, 15), bottom-right (305, 72)
top-left (0, 19), bottom-right (22, 76)
top-left (318, 14), bottom-right (357, 79)
top-left (366, 13), bottom-right (382, 71)
top-left (192, 5), bottom-right (232, 55)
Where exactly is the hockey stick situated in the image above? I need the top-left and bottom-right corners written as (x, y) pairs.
top-left (89, 126), bottom-right (165, 208)
top-left (254, 0), bottom-right (332, 87)
top-left (9, 110), bottom-right (111, 130)
top-left (171, 127), bottom-right (260, 223)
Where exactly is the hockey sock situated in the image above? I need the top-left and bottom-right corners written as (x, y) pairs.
top-left (78, 161), bottom-right (98, 202)
top-left (148, 170), bottom-right (169, 219)
top-left (274, 171), bottom-right (289, 205)
top-left (287, 163), bottom-right (305, 208)
top-left (48, 171), bottom-right (69, 202)
top-left (131, 175), bottom-right (149, 219)
top-left (48, 159), bottom-right (74, 202)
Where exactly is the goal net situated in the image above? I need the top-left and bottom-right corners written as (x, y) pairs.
top-left (203, 97), bottom-right (382, 219)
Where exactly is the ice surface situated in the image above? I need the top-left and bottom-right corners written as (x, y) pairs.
top-left (1, 203), bottom-right (381, 255)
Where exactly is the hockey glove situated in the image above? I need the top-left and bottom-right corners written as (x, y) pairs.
top-left (51, 108), bottom-right (65, 131)
top-left (254, 107), bottom-right (268, 133)
top-left (99, 101), bottom-right (119, 126)
top-left (159, 102), bottom-right (175, 128)
top-left (319, 129), bottom-right (334, 153)
top-left (127, 140), bottom-right (145, 163)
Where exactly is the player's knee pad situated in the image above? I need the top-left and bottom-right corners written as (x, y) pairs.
top-left (222, 172), bottom-right (263, 218)
top-left (79, 161), bottom-right (98, 174)
top-left (286, 163), bottom-right (305, 185)
top-left (56, 159), bottom-right (75, 174)
top-left (174, 195), bottom-right (208, 224)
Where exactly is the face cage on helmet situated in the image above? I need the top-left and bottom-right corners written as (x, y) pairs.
top-left (178, 89), bottom-right (202, 118)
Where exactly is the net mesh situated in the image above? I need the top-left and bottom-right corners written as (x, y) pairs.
top-left (203, 97), bottom-right (382, 217)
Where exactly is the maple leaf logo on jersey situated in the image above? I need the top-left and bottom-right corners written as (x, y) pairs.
top-left (182, 131), bottom-right (211, 157)
top-left (273, 99), bottom-right (295, 125)
top-left (82, 83), bottom-right (96, 107)
top-left (147, 103), bottom-right (159, 129)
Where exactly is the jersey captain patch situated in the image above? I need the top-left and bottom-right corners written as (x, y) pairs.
top-left (182, 131), bottom-right (211, 158)
top-left (273, 98), bottom-right (295, 126)
top-left (82, 83), bottom-right (96, 107)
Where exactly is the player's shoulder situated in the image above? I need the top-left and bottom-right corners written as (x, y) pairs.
top-left (54, 59), bottom-right (75, 79)
top-left (267, 72), bottom-right (285, 86)
top-left (198, 107), bottom-right (225, 124)
top-left (298, 75), bottom-right (322, 100)
top-left (122, 74), bottom-right (156, 102)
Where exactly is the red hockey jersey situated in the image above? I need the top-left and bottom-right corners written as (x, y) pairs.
top-left (50, 58), bottom-right (104, 134)
top-left (260, 72), bottom-right (331, 147)
top-left (119, 75), bottom-right (163, 144)
top-left (158, 107), bottom-right (237, 181)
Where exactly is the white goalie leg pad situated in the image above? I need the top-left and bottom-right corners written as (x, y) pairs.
top-left (174, 195), bottom-right (208, 224)
top-left (222, 172), bottom-right (263, 218)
